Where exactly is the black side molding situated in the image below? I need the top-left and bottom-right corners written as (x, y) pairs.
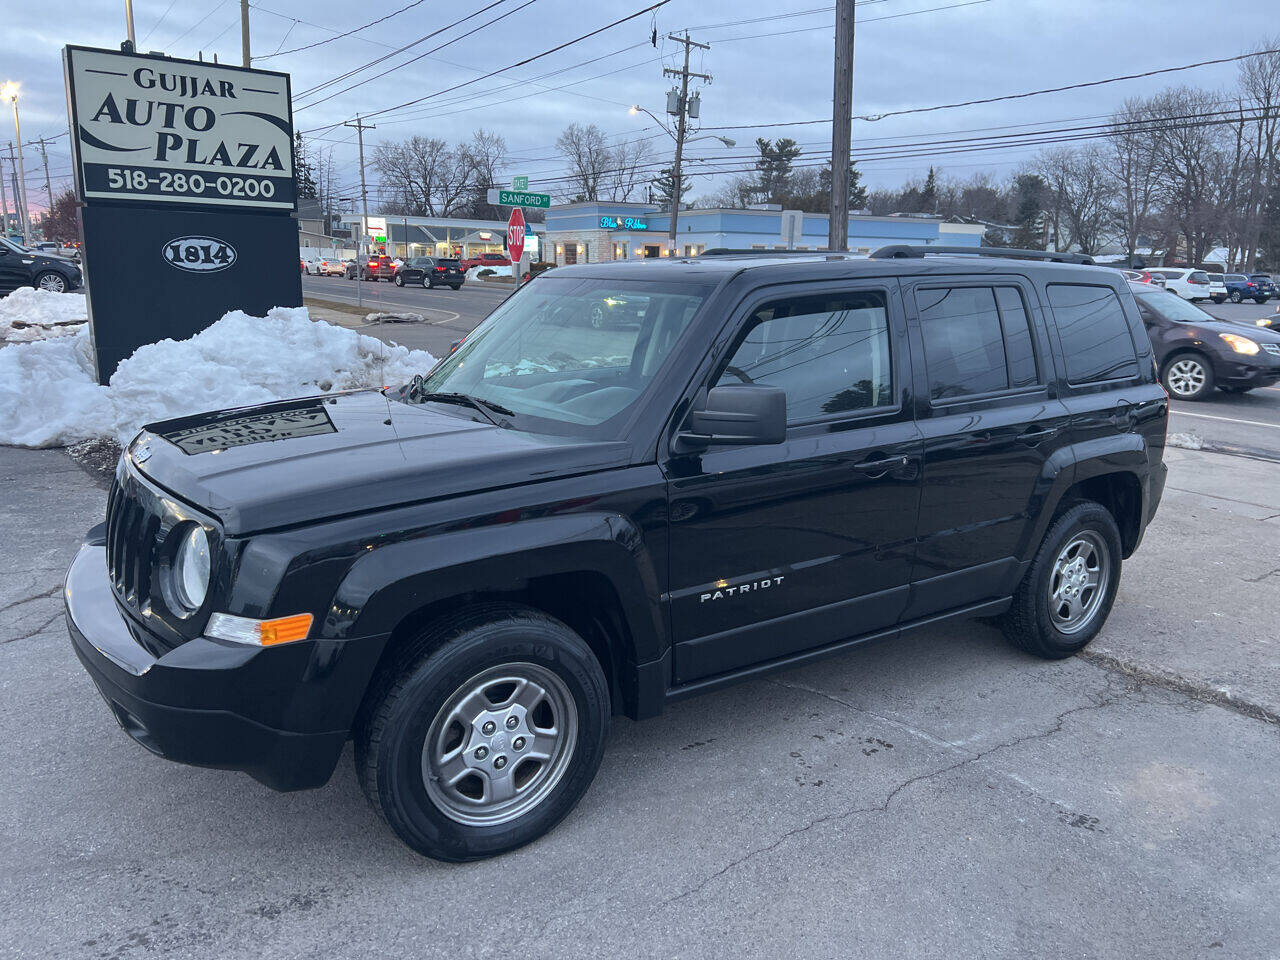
top-left (870, 244), bottom-right (1095, 265)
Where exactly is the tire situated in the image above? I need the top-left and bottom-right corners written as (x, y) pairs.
top-left (422, 278), bottom-right (430, 288)
top-left (1254, 297), bottom-right (1269, 304)
top-left (33, 271), bottom-right (67, 293)
top-left (1220, 385), bottom-right (1252, 394)
top-left (1230, 291), bottom-right (1243, 303)
top-left (356, 603), bottom-right (610, 862)
top-left (1001, 501), bottom-right (1122, 659)
top-left (451, 284), bottom-right (462, 290)
top-left (394, 274), bottom-right (405, 287)
top-left (1162, 351), bottom-right (1215, 400)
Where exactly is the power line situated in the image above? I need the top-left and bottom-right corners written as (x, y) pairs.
top-left (253, 0), bottom-right (432, 60)
top-left (296, 0), bottom-right (542, 112)
top-left (305, 0), bottom-right (674, 131)
top-left (292, 0), bottom-right (513, 103)
top-left (140, 0), bottom-right (182, 45)
top-left (704, 46), bottom-right (1280, 132)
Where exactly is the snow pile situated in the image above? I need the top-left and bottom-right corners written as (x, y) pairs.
top-left (0, 305), bottom-right (436, 448)
top-left (1166, 432), bottom-right (1204, 451)
top-left (0, 288), bottom-right (88, 342)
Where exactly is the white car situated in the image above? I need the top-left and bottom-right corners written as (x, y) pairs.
top-left (316, 258), bottom-right (347, 277)
top-left (302, 257), bottom-right (322, 275)
top-left (1151, 268), bottom-right (1219, 302)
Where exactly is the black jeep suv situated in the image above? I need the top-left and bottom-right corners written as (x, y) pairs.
top-left (66, 246), bottom-right (1168, 861)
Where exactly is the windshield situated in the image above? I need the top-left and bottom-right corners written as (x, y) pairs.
top-left (1133, 286), bottom-right (1217, 324)
top-left (0, 237), bottom-right (31, 254)
top-left (409, 275), bottom-right (712, 436)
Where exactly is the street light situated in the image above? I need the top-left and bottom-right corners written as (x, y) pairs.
top-left (629, 104), bottom-right (735, 148)
top-left (2, 82), bottom-right (27, 240)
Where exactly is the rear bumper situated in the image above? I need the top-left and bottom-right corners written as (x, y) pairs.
top-left (65, 541), bottom-right (385, 791)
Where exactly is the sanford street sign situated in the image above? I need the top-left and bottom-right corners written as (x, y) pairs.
top-left (487, 187), bottom-right (551, 209)
top-left (64, 46), bottom-right (295, 211)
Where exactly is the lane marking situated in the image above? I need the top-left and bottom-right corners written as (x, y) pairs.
top-left (1171, 410), bottom-right (1280, 430)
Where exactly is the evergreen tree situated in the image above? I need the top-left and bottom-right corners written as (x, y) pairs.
top-left (294, 132), bottom-right (318, 201)
top-left (1010, 173), bottom-right (1048, 249)
top-left (816, 161), bottom-right (868, 211)
top-left (651, 168), bottom-right (691, 211)
top-left (753, 138), bottom-right (802, 205)
top-left (919, 166), bottom-right (939, 214)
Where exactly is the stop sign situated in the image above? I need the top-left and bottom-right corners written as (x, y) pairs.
top-left (506, 207), bottom-right (526, 263)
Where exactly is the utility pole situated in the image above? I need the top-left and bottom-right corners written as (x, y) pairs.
top-left (827, 0), bottom-right (855, 252)
top-left (0, 142), bottom-right (8, 239)
top-left (663, 32), bottom-right (710, 256)
top-left (124, 0), bottom-right (137, 47)
top-left (344, 116), bottom-right (375, 255)
top-left (240, 0), bottom-right (251, 66)
top-left (8, 139), bottom-right (27, 241)
top-left (36, 137), bottom-right (54, 218)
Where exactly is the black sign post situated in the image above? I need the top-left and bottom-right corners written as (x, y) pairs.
top-left (64, 45), bottom-right (302, 383)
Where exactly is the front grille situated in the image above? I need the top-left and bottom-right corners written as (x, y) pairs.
top-left (1262, 343), bottom-right (1280, 357)
top-left (105, 475), bottom-right (161, 608)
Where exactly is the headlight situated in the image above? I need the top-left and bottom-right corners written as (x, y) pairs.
top-left (171, 523), bottom-right (210, 611)
top-left (1219, 333), bottom-right (1260, 355)
top-left (1257, 318), bottom-right (1275, 327)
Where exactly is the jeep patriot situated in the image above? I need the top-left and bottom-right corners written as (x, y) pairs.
top-left (66, 246), bottom-right (1168, 861)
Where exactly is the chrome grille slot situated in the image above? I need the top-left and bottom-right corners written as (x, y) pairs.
top-left (105, 475), bottom-right (160, 607)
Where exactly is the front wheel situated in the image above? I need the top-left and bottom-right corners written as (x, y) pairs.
top-left (1162, 352), bottom-right (1214, 400)
top-left (1001, 501), bottom-right (1122, 658)
top-left (394, 274), bottom-right (405, 287)
top-left (356, 604), bottom-right (610, 862)
top-left (34, 271), bottom-right (67, 293)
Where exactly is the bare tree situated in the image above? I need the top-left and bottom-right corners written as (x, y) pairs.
top-left (606, 137), bottom-right (653, 202)
top-left (1237, 40), bottom-right (1280, 269)
top-left (458, 129), bottom-right (508, 218)
top-left (555, 123), bottom-right (612, 201)
top-left (373, 136), bottom-right (476, 216)
top-left (1105, 97), bottom-right (1162, 265)
top-left (1035, 145), bottom-right (1116, 256)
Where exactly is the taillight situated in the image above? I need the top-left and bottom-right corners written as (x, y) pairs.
top-left (436, 266), bottom-right (445, 271)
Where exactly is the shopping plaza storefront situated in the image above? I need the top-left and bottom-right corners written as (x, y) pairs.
top-left (542, 202), bottom-right (984, 264)
top-left (339, 214), bottom-right (541, 261)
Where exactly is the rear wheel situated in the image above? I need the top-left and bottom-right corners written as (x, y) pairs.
top-left (451, 283), bottom-right (462, 290)
top-left (1162, 352), bottom-right (1214, 400)
top-left (1001, 501), bottom-right (1122, 659)
top-left (356, 604), bottom-right (610, 861)
top-left (1230, 290), bottom-right (1243, 303)
top-left (1254, 297), bottom-right (1269, 304)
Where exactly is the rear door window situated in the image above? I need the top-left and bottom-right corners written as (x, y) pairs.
top-left (1046, 283), bottom-right (1139, 383)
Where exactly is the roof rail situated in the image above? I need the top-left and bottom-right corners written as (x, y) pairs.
top-left (697, 248), bottom-right (853, 258)
top-left (869, 244), bottom-right (1095, 265)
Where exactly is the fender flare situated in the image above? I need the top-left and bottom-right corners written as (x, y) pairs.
top-left (322, 511), bottom-right (667, 669)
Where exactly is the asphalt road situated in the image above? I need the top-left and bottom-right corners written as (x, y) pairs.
top-left (3, 443), bottom-right (1279, 959)
top-left (1174, 297), bottom-right (1280, 458)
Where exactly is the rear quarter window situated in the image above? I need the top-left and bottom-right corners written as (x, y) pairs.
top-left (1046, 283), bottom-right (1140, 384)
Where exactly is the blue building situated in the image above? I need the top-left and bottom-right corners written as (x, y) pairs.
top-left (543, 202), bottom-right (984, 264)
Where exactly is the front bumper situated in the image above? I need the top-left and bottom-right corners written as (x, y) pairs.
top-left (1214, 355), bottom-right (1280, 389)
top-left (65, 539), bottom-right (385, 791)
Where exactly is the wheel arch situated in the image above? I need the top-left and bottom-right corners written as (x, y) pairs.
top-left (326, 514), bottom-right (668, 721)
top-left (1053, 461), bottom-right (1146, 559)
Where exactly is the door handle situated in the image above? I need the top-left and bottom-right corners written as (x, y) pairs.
top-left (850, 455), bottom-right (910, 477)
top-left (1016, 426), bottom-right (1059, 444)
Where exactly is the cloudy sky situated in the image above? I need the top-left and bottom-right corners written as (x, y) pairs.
top-left (5, 0), bottom-right (1277, 216)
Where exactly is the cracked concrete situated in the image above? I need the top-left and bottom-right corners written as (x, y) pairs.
top-left (2, 445), bottom-right (1280, 959)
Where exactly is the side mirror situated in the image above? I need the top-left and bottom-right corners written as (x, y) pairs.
top-left (677, 384), bottom-right (787, 451)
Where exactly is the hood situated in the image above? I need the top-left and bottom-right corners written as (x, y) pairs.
top-left (129, 391), bottom-right (631, 534)
top-left (1192, 316), bottom-right (1280, 343)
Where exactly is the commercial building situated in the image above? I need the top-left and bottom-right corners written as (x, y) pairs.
top-left (542, 202), bottom-right (984, 264)
top-left (336, 214), bottom-right (542, 262)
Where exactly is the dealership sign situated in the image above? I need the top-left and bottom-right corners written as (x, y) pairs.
top-left (64, 46), bottom-right (295, 211)
top-left (65, 46), bottom-right (302, 383)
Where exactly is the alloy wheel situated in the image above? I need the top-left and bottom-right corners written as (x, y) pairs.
top-left (422, 662), bottom-right (578, 826)
top-left (1048, 532), bottom-right (1109, 635)
top-left (37, 273), bottom-right (65, 293)
top-left (1166, 358), bottom-right (1207, 398)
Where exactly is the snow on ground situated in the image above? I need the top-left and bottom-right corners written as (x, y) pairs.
top-left (0, 304), bottom-right (436, 448)
top-left (1167, 432), bottom-right (1205, 451)
top-left (0, 288), bottom-right (88, 341)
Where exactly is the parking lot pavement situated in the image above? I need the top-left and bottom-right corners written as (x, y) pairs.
top-left (3, 444), bottom-right (1279, 959)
